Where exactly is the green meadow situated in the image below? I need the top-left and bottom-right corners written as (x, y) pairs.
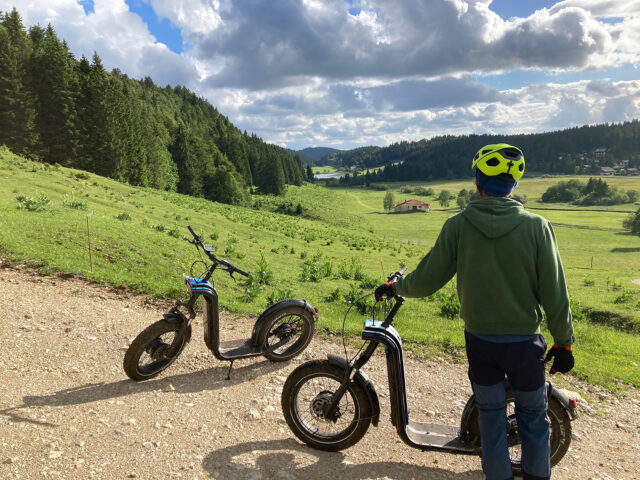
top-left (2, 147), bottom-right (640, 388)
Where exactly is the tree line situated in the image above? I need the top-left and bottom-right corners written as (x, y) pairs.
top-left (328, 122), bottom-right (640, 185)
top-left (0, 8), bottom-right (310, 204)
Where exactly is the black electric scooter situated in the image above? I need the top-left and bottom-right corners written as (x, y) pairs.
top-left (281, 268), bottom-right (578, 476)
top-left (123, 226), bottom-right (317, 381)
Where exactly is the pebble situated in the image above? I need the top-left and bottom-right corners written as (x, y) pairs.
top-left (164, 384), bottom-right (175, 392)
top-left (246, 409), bottom-right (262, 420)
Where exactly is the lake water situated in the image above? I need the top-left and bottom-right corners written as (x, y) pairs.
top-left (314, 172), bottom-right (344, 180)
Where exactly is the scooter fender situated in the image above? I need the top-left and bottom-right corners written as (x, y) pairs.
top-left (250, 299), bottom-right (318, 345)
top-left (547, 382), bottom-right (579, 420)
top-left (162, 312), bottom-right (192, 344)
top-left (327, 354), bottom-right (380, 427)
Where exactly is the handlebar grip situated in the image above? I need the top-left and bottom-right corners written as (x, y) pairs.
top-left (387, 266), bottom-right (407, 282)
top-left (187, 225), bottom-right (202, 244)
top-left (234, 267), bottom-right (250, 277)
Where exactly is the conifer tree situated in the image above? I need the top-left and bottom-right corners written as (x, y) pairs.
top-left (28, 24), bottom-right (78, 164)
top-left (0, 9), bottom-right (38, 155)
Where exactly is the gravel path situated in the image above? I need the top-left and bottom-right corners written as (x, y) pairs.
top-left (1, 262), bottom-right (639, 480)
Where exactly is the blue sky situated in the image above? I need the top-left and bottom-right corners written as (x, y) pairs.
top-left (4, 0), bottom-right (640, 150)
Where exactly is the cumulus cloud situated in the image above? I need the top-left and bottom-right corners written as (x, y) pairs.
top-left (228, 78), bottom-right (640, 148)
top-left (551, 0), bottom-right (640, 18)
top-left (154, 0), bottom-right (633, 91)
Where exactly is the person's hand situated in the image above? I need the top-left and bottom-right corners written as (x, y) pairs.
top-left (544, 344), bottom-right (574, 374)
top-left (374, 282), bottom-right (395, 302)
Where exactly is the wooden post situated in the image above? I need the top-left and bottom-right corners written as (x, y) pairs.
top-left (86, 214), bottom-right (93, 273)
top-left (591, 256), bottom-right (593, 269)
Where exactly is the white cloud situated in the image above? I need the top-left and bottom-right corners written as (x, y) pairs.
top-left (550, 0), bottom-right (640, 18)
top-left (0, 0), bottom-right (197, 87)
top-left (226, 78), bottom-right (640, 149)
top-left (148, 0), bottom-right (222, 36)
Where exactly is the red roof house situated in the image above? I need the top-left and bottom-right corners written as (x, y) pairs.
top-left (394, 199), bottom-right (430, 213)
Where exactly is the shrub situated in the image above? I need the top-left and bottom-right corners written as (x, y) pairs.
top-left (325, 288), bottom-right (341, 302)
top-left (116, 212), bottom-right (131, 221)
top-left (243, 274), bottom-right (262, 301)
top-left (16, 194), bottom-right (51, 212)
top-left (255, 251), bottom-right (273, 285)
top-left (344, 283), bottom-right (361, 305)
top-left (167, 227), bottom-right (181, 238)
top-left (570, 297), bottom-right (587, 323)
top-left (623, 208), bottom-right (640, 235)
top-left (414, 186), bottom-right (434, 196)
top-left (266, 288), bottom-right (294, 307)
top-left (614, 288), bottom-right (635, 304)
top-left (358, 274), bottom-right (379, 290)
top-left (301, 254), bottom-right (332, 282)
top-left (439, 292), bottom-right (460, 319)
top-left (63, 195), bottom-right (88, 210)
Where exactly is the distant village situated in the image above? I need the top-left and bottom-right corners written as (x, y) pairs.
top-left (563, 148), bottom-right (639, 176)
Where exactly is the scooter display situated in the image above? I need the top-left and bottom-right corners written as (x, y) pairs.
top-left (281, 267), bottom-right (578, 476)
top-left (123, 226), bottom-right (317, 381)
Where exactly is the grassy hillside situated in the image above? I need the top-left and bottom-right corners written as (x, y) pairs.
top-left (2, 146), bottom-right (640, 388)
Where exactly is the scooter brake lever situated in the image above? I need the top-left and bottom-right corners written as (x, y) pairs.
top-left (228, 270), bottom-right (236, 282)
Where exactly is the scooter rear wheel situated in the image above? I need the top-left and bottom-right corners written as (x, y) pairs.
top-left (281, 360), bottom-right (372, 451)
top-left (258, 306), bottom-right (314, 362)
top-left (123, 319), bottom-right (190, 381)
top-left (463, 390), bottom-right (572, 475)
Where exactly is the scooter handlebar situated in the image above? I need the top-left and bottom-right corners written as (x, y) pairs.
top-left (387, 266), bottom-right (407, 283)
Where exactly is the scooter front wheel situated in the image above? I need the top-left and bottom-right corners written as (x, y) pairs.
top-left (258, 306), bottom-right (314, 362)
top-left (281, 360), bottom-right (372, 451)
top-left (123, 319), bottom-right (190, 381)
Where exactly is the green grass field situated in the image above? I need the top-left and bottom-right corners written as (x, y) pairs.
top-left (2, 146), bottom-right (640, 388)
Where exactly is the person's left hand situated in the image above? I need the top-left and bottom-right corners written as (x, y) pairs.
top-left (544, 344), bottom-right (574, 374)
top-left (374, 282), bottom-right (395, 302)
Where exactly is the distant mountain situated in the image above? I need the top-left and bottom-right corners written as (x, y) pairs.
top-left (297, 147), bottom-right (342, 163)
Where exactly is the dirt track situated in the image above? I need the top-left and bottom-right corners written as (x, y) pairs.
top-left (1, 262), bottom-right (639, 480)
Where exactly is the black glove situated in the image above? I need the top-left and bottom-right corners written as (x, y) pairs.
top-left (544, 344), bottom-right (574, 374)
top-left (374, 281), bottom-right (395, 302)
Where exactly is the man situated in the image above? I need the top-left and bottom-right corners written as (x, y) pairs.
top-left (375, 144), bottom-right (574, 480)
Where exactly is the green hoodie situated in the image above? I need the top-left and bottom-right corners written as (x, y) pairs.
top-left (393, 197), bottom-right (573, 346)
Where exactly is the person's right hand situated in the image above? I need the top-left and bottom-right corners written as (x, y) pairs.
top-left (374, 282), bottom-right (394, 302)
top-left (544, 344), bottom-right (574, 374)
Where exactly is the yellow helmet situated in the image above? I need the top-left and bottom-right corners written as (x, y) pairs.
top-left (471, 143), bottom-right (525, 181)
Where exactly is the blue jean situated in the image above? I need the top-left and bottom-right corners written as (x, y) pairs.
top-left (465, 331), bottom-right (550, 480)
top-left (472, 381), bottom-right (550, 480)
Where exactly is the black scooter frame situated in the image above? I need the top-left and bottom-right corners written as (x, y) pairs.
top-left (325, 293), bottom-right (578, 454)
top-left (139, 225), bottom-right (318, 379)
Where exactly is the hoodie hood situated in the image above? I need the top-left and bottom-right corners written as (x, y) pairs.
top-left (462, 197), bottom-right (527, 239)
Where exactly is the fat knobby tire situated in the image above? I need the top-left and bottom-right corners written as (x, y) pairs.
top-left (258, 306), bottom-right (314, 362)
top-left (123, 319), bottom-right (188, 381)
top-left (281, 360), bottom-right (372, 451)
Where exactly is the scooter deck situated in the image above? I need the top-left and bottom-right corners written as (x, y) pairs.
top-left (406, 419), bottom-right (476, 452)
top-left (218, 339), bottom-right (263, 359)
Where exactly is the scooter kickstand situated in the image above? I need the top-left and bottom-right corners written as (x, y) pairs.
top-left (226, 360), bottom-right (235, 381)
